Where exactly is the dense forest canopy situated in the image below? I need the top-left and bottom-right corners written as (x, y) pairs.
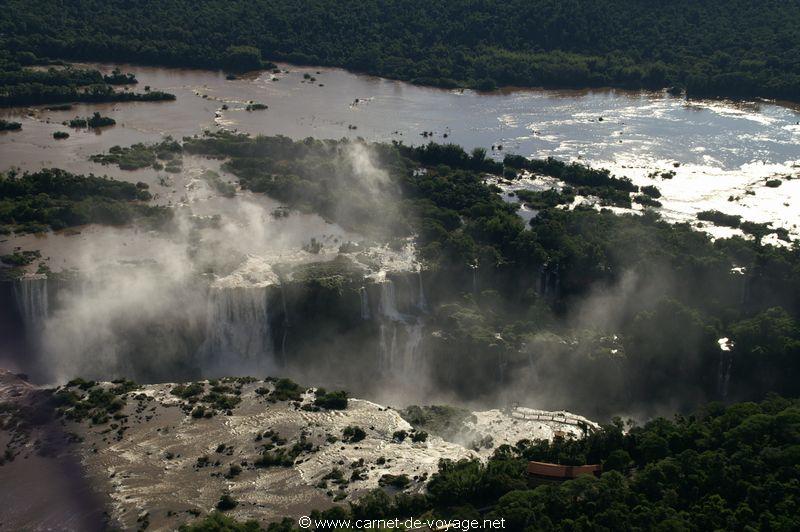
top-left (0, 168), bottom-right (171, 234)
top-left (1, 0), bottom-right (800, 100)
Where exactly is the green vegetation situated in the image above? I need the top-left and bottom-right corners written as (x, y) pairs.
top-left (2, 1), bottom-right (800, 100)
top-left (284, 256), bottom-right (365, 288)
top-left (199, 170), bottom-right (235, 197)
top-left (411, 431), bottom-right (428, 443)
top-left (183, 132), bottom-right (408, 236)
top-left (0, 119), bottom-right (21, 131)
top-left (156, 132), bottom-right (800, 414)
top-left (313, 389), bottom-right (348, 410)
top-left (697, 209), bottom-right (743, 228)
top-left (0, 168), bottom-right (171, 233)
top-left (633, 194), bottom-right (662, 208)
top-left (171, 382), bottom-right (205, 399)
top-left (503, 155), bottom-right (638, 193)
top-left (426, 395), bottom-right (800, 530)
top-left (266, 377), bottom-right (304, 402)
top-left (246, 102), bottom-right (268, 111)
top-left (0, 63), bottom-right (175, 107)
top-left (401, 405), bottom-right (476, 442)
top-left (0, 249), bottom-right (40, 267)
top-left (66, 112), bottom-right (115, 129)
top-left (179, 513), bottom-right (262, 532)
top-left (342, 425), bottom-right (366, 443)
top-left (514, 187), bottom-right (575, 210)
top-left (203, 395), bottom-right (799, 531)
top-left (89, 133), bottom-right (800, 416)
top-left (502, 154), bottom-right (641, 208)
top-left (254, 448), bottom-right (296, 468)
top-left (103, 67), bottom-right (137, 85)
top-left (52, 379), bottom-right (138, 425)
top-left (0, 41), bottom-right (175, 106)
top-left (254, 433), bottom-right (313, 468)
top-left (640, 185), bottom-right (661, 198)
top-left (378, 473), bottom-right (410, 489)
top-left (52, 130), bottom-right (68, 139)
top-left (90, 138), bottom-right (182, 170)
top-left (201, 387), bottom-right (242, 412)
top-left (215, 493), bottom-right (238, 511)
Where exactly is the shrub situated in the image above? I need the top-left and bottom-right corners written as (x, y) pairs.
top-left (313, 389), bottom-right (348, 410)
top-left (216, 493), bottom-right (238, 511)
top-left (379, 474), bottom-right (410, 489)
top-left (342, 426), bottom-right (366, 443)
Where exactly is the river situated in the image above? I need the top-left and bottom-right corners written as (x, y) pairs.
top-left (1, 61), bottom-right (799, 263)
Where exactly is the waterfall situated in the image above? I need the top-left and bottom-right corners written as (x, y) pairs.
top-left (416, 271), bottom-right (428, 312)
top-left (201, 287), bottom-right (274, 375)
top-left (377, 280), bottom-right (398, 371)
top-left (740, 274), bottom-right (749, 307)
top-left (472, 266), bottom-right (478, 294)
top-left (280, 329), bottom-right (288, 366)
top-left (722, 357), bottom-right (733, 399)
top-left (498, 350), bottom-right (506, 385)
top-left (280, 284), bottom-right (289, 365)
top-left (359, 286), bottom-right (371, 320)
top-left (375, 278), bottom-right (427, 376)
top-left (552, 269), bottom-right (560, 298)
top-left (538, 264), bottom-right (559, 297)
top-left (14, 277), bottom-right (49, 334)
top-left (402, 320), bottom-right (424, 374)
top-left (716, 338), bottom-right (734, 399)
top-left (378, 322), bottom-right (399, 371)
top-left (379, 320), bottom-right (424, 376)
top-left (378, 280), bottom-right (401, 321)
top-left (716, 351), bottom-right (733, 399)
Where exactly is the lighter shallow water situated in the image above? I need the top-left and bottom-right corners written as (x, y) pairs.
top-left (1, 61), bottom-right (799, 264)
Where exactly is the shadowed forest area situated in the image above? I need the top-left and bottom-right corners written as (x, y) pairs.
top-left (2, 0), bottom-right (800, 103)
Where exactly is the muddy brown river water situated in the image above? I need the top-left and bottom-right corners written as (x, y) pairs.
top-left (2, 61), bottom-right (799, 248)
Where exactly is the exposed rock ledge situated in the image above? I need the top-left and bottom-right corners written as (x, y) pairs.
top-left (0, 370), bottom-right (595, 531)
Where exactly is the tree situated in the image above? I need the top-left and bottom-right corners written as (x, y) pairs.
top-left (223, 45), bottom-right (263, 72)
